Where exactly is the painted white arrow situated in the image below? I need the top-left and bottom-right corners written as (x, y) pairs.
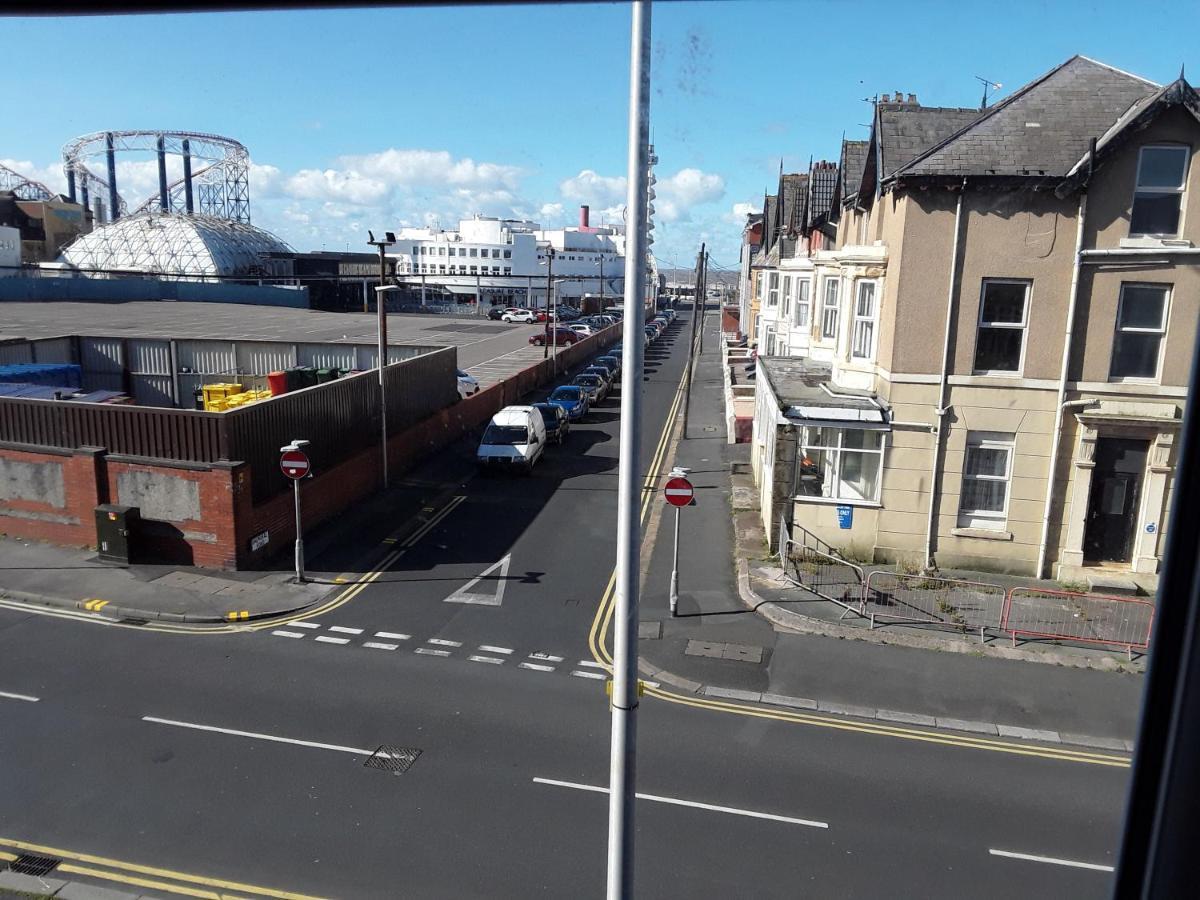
top-left (444, 554), bottom-right (512, 607)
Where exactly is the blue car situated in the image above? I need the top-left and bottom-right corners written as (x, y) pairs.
top-left (592, 356), bottom-right (620, 378)
top-left (548, 385), bottom-right (589, 421)
top-left (531, 402), bottom-right (569, 445)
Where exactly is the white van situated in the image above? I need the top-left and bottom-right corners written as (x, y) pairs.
top-left (476, 405), bottom-right (547, 473)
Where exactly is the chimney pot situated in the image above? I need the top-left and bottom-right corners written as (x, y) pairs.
top-left (908, 93), bottom-right (917, 104)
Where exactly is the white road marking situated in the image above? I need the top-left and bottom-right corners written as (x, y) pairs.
top-left (314, 635), bottom-right (350, 645)
top-left (289, 621), bottom-right (320, 629)
top-left (988, 849), bottom-right (1114, 872)
top-left (0, 691), bottom-right (40, 703)
top-left (329, 626), bottom-right (364, 635)
top-left (271, 630), bottom-right (305, 639)
top-left (478, 645), bottom-right (514, 655)
top-left (143, 716), bottom-right (384, 758)
top-left (520, 662), bottom-right (555, 672)
top-left (578, 660), bottom-right (608, 669)
top-left (415, 648), bottom-right (451, 657)
top-left (427, 639), bottom-right (462, 647)
top-left (532, 778), bottom-right (828, 829)
top-left (375, 631), bottom-right (411, 640)
top-left (444, 554), bottom-right (512, 606)
top-left (469, 655), bottom-right (505, 665)
top-left (363, 642), bottom-right (399, 651)
top-left (528, 652), bottom-right (564, 662)
top-left (571, 670), bottom-right (607, 680)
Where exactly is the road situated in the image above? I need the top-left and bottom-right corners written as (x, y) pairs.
top-left (0, 307), bottom-right (1131, 898)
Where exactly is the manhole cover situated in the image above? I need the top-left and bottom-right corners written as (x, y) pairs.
top-left (8, 854), bottom-right (61, 877)
top-left (364, 745), bottom-right (422, 775)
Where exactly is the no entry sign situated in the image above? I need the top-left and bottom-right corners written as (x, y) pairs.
top-left (663, 476), bottom-right (694, 507)
top-left (280, 448), bottom-right (310, 480)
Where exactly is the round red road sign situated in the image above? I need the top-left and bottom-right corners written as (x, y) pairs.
top-left (663, 476), bottom-right (694, 507)
top-left (280, 449), bottom-right (310, 480)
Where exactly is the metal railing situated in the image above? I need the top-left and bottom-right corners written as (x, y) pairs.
top-left (863, 571), bottom-right (1007, 642)
top-left (778, 536), bottom-right (865, 618)
top-left (1001, 587), bottom-right (1155, 657)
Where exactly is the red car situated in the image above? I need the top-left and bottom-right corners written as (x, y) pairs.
top-left (529, 327), bottom-right (580, 346)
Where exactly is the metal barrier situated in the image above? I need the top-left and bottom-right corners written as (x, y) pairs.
top-left (1001, 587), bottom-right (1154, 657)
top-left (779, 537), bottom-right (865, 618)
top-left (863, 571), bottom-right (1006, 642)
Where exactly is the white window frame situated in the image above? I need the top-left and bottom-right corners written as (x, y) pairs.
top-left (972, 278), bottom-right (1031, 376)
top-left (851, 280), bottom-right (879, 360)
top-left (795, 426), bottom-right (886, 505)
top-left (820, 277), bottom-right (840, 340)
top-left (795, 278), bottom-right (811, 329)
top-left (781, 275), bottom-right (793, 319)
top-left (767, 272), bottom-right (780, 307)
top-left (957, 432), bottom-right (1015, 531)
top-left (764, 325), bottom-right (777, 356)
top-left (1110, 282), bottom-right (1170, 382)
top-left (1130, 144), bottom-right (1190, 239)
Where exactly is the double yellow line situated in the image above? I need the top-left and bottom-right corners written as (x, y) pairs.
top-left (584, 325), bottom-right (1129, 768)
top-left (0, 837), bottom-right (323, 900)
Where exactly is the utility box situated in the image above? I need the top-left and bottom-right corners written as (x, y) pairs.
top-left (95, 504), bottom-right (140, 565)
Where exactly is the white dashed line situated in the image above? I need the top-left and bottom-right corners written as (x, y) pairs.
top-left (469, 655), bottom-right (506, 665)
top-left (478, 645), bottom-right (514, 655)
top-left (571, 670), bottom-right (607, 680)
top-left (271, 630), bottom-right (306, 639)
top-left (0, 691), bottom-right (40, 703)
top-left (314, 636), bottom-right (350, 645)
top-left (329, 626), bottom-right (364, 635)
top-left (363, 642), bottom-right (399, 651)
top-left (528, 652), bottom-right (564, 662)
top-left (289, 622), bottom-right (320, 629)
top-left (578, 660), bottom-right (607, 669)
top-left (427, 639), bottom-right (463, 647)
top-left (415, 648), bottom-right (451, 657)
top-left (520, 662), bottom-right (556, 672)
top-left (988, 849), bottom-right (1114, 872)
top-left (374, 632), bottom-right (411, 641)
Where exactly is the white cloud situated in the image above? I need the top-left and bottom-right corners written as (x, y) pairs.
top-left (339, 149), bottom-right (522, 192)
top-left (285, 168), bottom-right (390, 206)
top-left (559, 169), bottom-right (627, 207)
top-left (659, 167), bottom-right (725, 206)
top-left (1, 158), bottom-right (68, 195)
top-left (724, 200), bottom-right (760, 225)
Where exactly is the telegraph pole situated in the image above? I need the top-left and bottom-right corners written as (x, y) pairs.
top-left (367, 231), bottom-right (395, 490)
top-left (681, 245), bottom-right (704, 438)
top-left (543, 247), bottom-right (556, 359)
top-left (608, 2), bottom-right (651, 897)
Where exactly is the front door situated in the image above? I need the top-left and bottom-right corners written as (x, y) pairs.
top-left (1083, 438), bottom-right (1149, 564)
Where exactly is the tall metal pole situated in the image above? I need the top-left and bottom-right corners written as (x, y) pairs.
top-left (293, 476), bottom-right (305, 583)
top-left (182, 139), bottom-right (194, 214)
top-left (105, 132), bottom-right (119, 223)
top-left (682, 245), bottom-right (704, 439)
top-left (376, 243), bottom-right (389, 490)
top-left (608, 2), bottom-right (651, 897)
top-left (156, 134), bottom-right (169, 213)
top-left (544, 248), bottom-right (555, 359)
top-left (669, 505), bottom-right (680, 616)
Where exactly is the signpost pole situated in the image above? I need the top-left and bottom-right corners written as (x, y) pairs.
top-left (281, 440), bottom-right (311, 584)
top-left (293, 476), bottom-right (304, 583)
top-left (669, 505), bottom-right (680, 617)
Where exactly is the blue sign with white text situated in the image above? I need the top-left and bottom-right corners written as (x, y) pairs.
top-left (837, 505), bottom-right (853, 529)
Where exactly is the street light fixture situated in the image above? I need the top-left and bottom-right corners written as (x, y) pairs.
top-left (368, 230), bottom-right (397, 490)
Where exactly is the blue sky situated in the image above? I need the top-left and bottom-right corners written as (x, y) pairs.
top-left (4, 1), bottom-right (1198, 268)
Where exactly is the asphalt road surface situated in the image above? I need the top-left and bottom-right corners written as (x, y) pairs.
top-left (0, 309), bottom-right (1131, 898)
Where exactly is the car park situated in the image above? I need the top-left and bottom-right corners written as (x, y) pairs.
top-left (476, 405), bottom-right (546, 473)
top-left (529, 327), bottom-right (581, 346)
top-left (556, 306), bottom-right (582, 321)
top-left (487, 305), bottom-right (506, 320)
top-left (456, 368), bottom-right (480, 399)
top-left (572, 372), bottom-right (606, 403)
top-left (502, 308), bottom-right (537, 323)
top-left (547, 385), bottom-right (589, 420)
top-left (532, 402), bottom-right (569, 445)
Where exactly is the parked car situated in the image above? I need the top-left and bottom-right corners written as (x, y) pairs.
top-left (502, 309), bottom-right (537, 324)
top-left (570, 324), bottom-right (596, 337)
top-left (556, 306), bottom-right (582, 321)
top-left (456, 368), bottom-right (479, 400)
top-left (583, 364), bottom-right (614, 391)
top-left (477, 405), bottom-right (546, 473)
top-left (533, 310), bottom-right (549, 322)
top-left (572, 372), bottom-right (606, 404)
top-left (529, 328), bottom-right (581, 346)
top-left (591, 356), bottom-right (619, 378)
top-left (644, 325), bottom-right (659, 342)
top-left (532, 401), bottom-right (569, 445)
top-left (547, 385), bottom-right (589, 421)
top-left (486, 305), bottom-right (506, 321)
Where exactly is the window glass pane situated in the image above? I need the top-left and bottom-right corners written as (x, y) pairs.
top-left (1130, 194), bottom-right (1182, 236)
top-left (856, 282), bottom-right (876, 316)
top-left (838, 451), bottom-right (880, 501)
top-left (804, 427), bottom-right (837, 448)
top-left (962, 479), bottom-right (1007, 512)
top-left (980, 282), bottom-right (1026, 324)
top-left (965, 446), bottom-right (1007, 477)
top-left (1137, 147), bottom-right (1188, 189)
top-left (797, 447), bottom-right (832, 497)
top-left (1119, 286), bottom-right (1168, 329)
top-left (974, 328), bottom-right (1023, 371)
top-left (1111, 332), bottom-right (1162, 378)
top-left (824, 279), bottom-right (839, 306)
top-left (841, 429), bottom-right (882, 452)
top-left (852, 320), bottom-right (874, 358)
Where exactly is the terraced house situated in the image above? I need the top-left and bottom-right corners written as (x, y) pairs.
top-left (751, 56), bottom-right (1199, 587)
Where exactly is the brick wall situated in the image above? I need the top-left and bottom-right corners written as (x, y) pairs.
top-left (0, 445), bottom-right (105, 549)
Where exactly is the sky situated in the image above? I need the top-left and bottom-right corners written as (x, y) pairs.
top-left (3, 1), bottom-right (1198, 270)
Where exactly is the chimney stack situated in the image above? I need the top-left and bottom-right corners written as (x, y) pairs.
top-left (908, 93), bottom-right (918, 104)
top-left (580, 205), bottom-right (590, 229)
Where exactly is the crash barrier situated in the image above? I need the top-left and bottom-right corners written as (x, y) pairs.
top-left (863, 572), bottom-right (1007, 642)
top-left (779, 537), bottom-right (865, 618)
top-left (1001, 588), bottom-right (1154, 657)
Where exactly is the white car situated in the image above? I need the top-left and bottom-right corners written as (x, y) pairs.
top-left (569, 324), bottom-right (596, 337)
top-left (477, 405), bottom-right (547, 473)
top-left (456, 368), bottom-right (479, 400)
top-left (502, 309), bottom-right (537, 324)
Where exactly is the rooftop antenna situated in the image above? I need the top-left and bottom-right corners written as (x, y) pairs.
top-left (975, 75), bottom-right (1003, 110)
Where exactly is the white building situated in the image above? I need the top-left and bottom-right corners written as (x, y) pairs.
top-left (389, 207), bottom-right (626, 308)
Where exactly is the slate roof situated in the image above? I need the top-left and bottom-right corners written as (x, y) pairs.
top-left (760, 194), bottom-right (778, 252)
top-left (838, 140), bottom-right (869, 208)
top-left (779, 173), bottom-right (808, 237)
top-left (876, 103), bottom-right (983, 179)
top-left (889, 56), bottom-right (1159, 181)
top-left (807, 161), bottom-right (839, 227)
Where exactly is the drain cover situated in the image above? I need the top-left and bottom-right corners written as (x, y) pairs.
top-left (118, 617), bottom-right (148, 626)
top-left (8, 854), bottom-right (61, 877)
top-left (364, 745), bottom-right (422, 775)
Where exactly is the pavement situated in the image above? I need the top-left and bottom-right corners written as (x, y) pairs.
top-left (0, 302), bottom-right (1136, 899)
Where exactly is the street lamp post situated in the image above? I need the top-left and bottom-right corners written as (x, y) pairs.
top-left (368, 230), bottom-right (397, 491)
top-left (543, 247), bottom-right (556, 361)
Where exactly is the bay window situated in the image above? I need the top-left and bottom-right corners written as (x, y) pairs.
top-left (851, 281), bottom-right (878, 360)
top-left (820, 278), bottom-right (840, 339)
top-left (796, 427), bottom-right (884, 503)
top-left (795, 279), bottom-right (811, 328)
